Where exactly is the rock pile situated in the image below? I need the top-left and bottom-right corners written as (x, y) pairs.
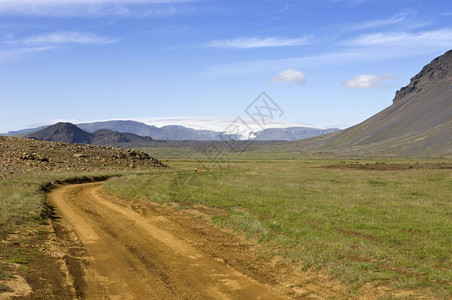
top-left (0, 136), bottom-right (166, 178)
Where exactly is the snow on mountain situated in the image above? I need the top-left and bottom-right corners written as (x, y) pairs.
top-left (133, 117), bottom-right (324, 132)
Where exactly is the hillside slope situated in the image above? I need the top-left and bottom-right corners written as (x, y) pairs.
top-left (284, 50), bottom-right (452, 157)
top-left (255, 127), bottom-right (338, 141)
top-left (26, 122), bottom-right (93, 144)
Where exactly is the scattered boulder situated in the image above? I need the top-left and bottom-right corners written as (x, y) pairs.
top-left (0, 136), bottom-right (166, 178)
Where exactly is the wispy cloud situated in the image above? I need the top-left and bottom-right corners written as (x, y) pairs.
top-left (202, 30), bottom-right (452, 78)
top-left (331, 0), bottom-right (373, 6)
top-left (1, 31), bottom-right (117, 64)
top-left (14, 31), bottom-right (118, 45)
top-left (201, 26), bottom-right (452, 78)
top-left (134, 25), bottom-right (191, 35)
top-left (0, 0), bottom-right (190, 3)
top-left (348, 12), bottom-right (407, 30)
top-left (343, 74), bottom-right (397, 89)
top-left (0, 0), bottom-right (196, 16)
top-left (345, 29), bottom-right (452, 47)
top-left (269, 69), bottom-right (306, 86)
top-left (202, 49), bottom-right (371, 77)
top-left (205, 36), bottom-right (311, 49)
top-left (0, 46), bottom-right (56, 64)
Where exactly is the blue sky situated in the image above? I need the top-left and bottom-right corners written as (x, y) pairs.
top-left (1, 0), bottom-right (452, 132)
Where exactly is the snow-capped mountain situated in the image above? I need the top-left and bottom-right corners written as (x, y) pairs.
top-left (5, 117), bottom-right (339, 141)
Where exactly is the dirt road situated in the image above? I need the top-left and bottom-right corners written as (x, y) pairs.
top-left (47, 182), bottom-right (286, 299)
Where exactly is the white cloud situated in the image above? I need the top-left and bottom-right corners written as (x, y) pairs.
top-left (343, 74), bottom-right (397, 89)
top-left (205, 36), bottom-right (310, 49)
top-left (269, 69), bottom-right (306, 85)
top-left (0, 0), bottom-right (195, 16)
top-left (17, 31), bottom-right (118, 45)
top-left (346, 29), bottom-right (452, 47)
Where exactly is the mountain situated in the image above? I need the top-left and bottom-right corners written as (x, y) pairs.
top-left (26, 122), bottom-right (93, 144)
top-left (3, 126), bottom-right (48, 137)
top-left (77, 120), bottom-right (224, 140)
top-left (78, 120), bottom-right (161, 137)
top-left (25, 123), bottom-right (155, 147)
top-left (4, 120), bottom-right (223, 141)
top-left (7, 119), bottom-right (339, 141)
top-left (79, 120), bottom-right (339, 141)
top-left (91, 129), bottom-right (153, 146)
top-left (255, 127), bottom-right (338, 141)
top-left (280, 50), bottom-right (452, 157)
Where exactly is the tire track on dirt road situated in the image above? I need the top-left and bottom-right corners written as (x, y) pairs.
top-left (47, 182), bottom-right (286, 299)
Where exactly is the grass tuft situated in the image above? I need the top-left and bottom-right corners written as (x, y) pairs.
top-left (0, 282), bottom-right (13, 293)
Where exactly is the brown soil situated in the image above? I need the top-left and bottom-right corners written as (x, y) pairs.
top-left (0, 225), bottom-right (76, 299)
top-left (46, 182), bottom-right (352, 299)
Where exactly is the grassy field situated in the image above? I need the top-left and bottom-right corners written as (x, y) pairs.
top-left (1, 149), bottom-right (451, 298)
top-left (104, 159), bottom-right (452, 298)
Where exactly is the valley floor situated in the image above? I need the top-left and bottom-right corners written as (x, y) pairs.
top-left (1, 158), bottom-right (451, 299)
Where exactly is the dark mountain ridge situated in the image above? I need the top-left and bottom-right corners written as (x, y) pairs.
top-left (393, 50), bottom-right (452, 103)
top-left (26, 122), bottom-right (93, 144)
top-left (25, 122), bottom-right (155, 147)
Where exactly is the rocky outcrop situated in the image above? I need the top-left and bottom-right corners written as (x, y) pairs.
top-left (0, 136), bottom-right (165, 178)
top-left (394, 50), bottom-right (452, 103)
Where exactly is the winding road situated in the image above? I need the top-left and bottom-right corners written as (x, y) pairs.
top-left (47, 182), bottom-right (284, 299)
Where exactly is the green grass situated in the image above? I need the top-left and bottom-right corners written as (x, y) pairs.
top-left (0, 283), bottom-right (13, 293)
top-left (0, 172), bottom-right (122, 234)
top-left (3, 248), bottom-right (37, 264)
top-left (0, 180), bottom-right (44, 231)
top-left (103, 160), bottom-right (452, 298)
